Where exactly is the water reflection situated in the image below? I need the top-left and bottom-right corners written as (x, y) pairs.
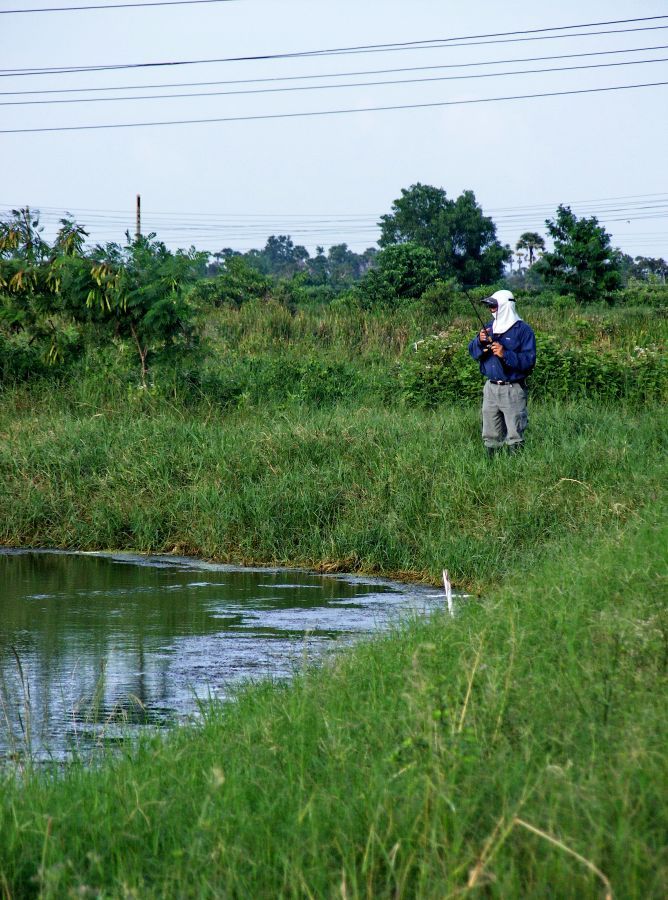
top-left (0, 550), bottom-right (440, 760)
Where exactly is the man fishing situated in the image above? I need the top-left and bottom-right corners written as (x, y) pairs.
top-left (467, 289), bottom-right (536, 456)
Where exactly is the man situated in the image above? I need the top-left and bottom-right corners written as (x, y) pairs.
top-left (468, 289), bottom-right (536, 455)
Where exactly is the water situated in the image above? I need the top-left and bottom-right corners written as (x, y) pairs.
top-left (0, 550), bottom-right (441, 760)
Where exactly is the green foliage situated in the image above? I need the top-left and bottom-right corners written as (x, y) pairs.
top-left (398, 327), bottom-right (668, 407)
top-left (189, 256), bottom-right (272, 308)
top-left (355, 242), bottom-right (439, 309)
top-left (0, 212), bottom-right (207, 384)
top-left (379, 183), bottom-right (511, 286)
top-left (616, 278), bottom-right (668, 308)
top-left (0, 209), bottom-right (91, 365)
top-left (420, 278), bottom-right (459, 314)
top-left (536, 205), bottom-right (622, 303)
top-left (87, 234), bottom-right (207, 385)
top-left (398, 329), bottom-right (481, 406)
top-left (515, 230), bottom-right (546, 266)
top-left (245, 234), bottom-right (309, 278)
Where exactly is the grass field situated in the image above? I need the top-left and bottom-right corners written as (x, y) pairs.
top-left (0, 301), bottom-right (666, 897)
top-left (1, 509), bottom-right (665, 898)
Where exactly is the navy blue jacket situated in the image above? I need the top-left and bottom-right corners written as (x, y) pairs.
top-left (468, 319), bottom-right (536, 383)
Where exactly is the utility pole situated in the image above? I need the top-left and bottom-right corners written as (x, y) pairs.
top-left (135, 193), bottom-right (141, 241)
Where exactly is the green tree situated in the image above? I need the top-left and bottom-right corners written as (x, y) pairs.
top-left (0, 208), bottom-right (90, 364)
top-left (515, 231), bottom-right (545, 266)
top-left (356, 242), bottom-right (438, 308)
top-left (536, 205), bottom-right (621, 302)
top-left (87, 234), bottom-right (207, 386)
top-left (634, 255), bottom-right (668, 283)
top-left (190, 256), bottom-right (272, 308)
top-left (245, 235), bottom-right (309, 278)
top-left (306, 246), bottom-right (329, 285)
top-left (378, 183), bottom-right (510, 286)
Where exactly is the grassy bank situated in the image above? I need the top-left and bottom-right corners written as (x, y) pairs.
top-left (1, 301), bottom-right (666, 896)
top-left (1, 510), bottom-right (665, 897)
top-left (1, 399), bottom-right (665, 590)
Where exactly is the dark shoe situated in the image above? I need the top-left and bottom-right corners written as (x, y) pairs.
top-left (507, 443), bottom-right (524, 456)
top-left (485, 446), bottom-right (502, 458)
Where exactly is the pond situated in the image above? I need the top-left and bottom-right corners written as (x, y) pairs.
top-left (0, 550), bottom-right (442, 761)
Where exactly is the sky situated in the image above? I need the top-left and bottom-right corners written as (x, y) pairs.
top-left (2, 0), bottom-right (668, 262)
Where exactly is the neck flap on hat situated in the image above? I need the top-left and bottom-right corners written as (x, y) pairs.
top-left (492, 297), bottom-right (522, 335)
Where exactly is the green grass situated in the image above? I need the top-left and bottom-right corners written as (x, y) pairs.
top-left (0, 301), bottom-right (666, 896)
top-left (1, 400), bottom-right (665, 590)
top-left (1, 510), bottom-right (665, 898)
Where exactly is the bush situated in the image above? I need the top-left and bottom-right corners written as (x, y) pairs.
top-left (398, 329), bottom-right (668, 407)
top-left (420, 279), bottom-right (459, 314)
top-left (190, 257), bottom-right (272, 308)
top-left (617, 279), bottom-right (668, 308)
top-left (355, 244), bottom-right (439, 309)
top-left (397, 328), bottom-right (482, 406)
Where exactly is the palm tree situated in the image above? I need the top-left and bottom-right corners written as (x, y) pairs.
top-left (515, 232), bottom-right (546, 267)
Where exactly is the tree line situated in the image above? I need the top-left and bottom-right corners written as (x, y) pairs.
top-left (1, 183), bottom-right (666, 383)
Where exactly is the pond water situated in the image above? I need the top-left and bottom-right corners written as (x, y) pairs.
top-left (0, 550), bottom-right (441, 761)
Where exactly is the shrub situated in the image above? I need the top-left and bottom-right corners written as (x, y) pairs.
top-left (190, 257), bottom-right (272, 308)
top-left (617, 279), bottom-right (668, 309)
top-left (355, 243), bottom-right (439, 309)
top-left (397, 328), bottom-right (482, 406)
top-left (398, 329), bottom-right (668, 407)
top-left (420, 279), bottom-right (459, 314)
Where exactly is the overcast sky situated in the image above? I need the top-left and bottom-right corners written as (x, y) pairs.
top-left (2, 0), bottom-right (667, 261)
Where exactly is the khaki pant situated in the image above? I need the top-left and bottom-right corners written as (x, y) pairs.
top-left (482, 381), bottom-right (528, 448)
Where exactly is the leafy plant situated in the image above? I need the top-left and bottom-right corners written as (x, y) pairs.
top-left (379, 183), bottom-right (511, 285)
top-left (87, 234), bottom-right (208, 386)
top-left (536, 205), bottom-right (622, 303)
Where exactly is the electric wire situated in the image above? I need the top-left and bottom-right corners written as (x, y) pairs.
top-left (3, 17), bottom-right (668, 77)
top-left (4, 43), bottom-right (668, 97)
top-left (0, 0), bottom-right (236, 13)
top-left (2, 78), bottom-right (667, 134)
top-left (7, 192), bottom-right (668, 226)
top-left (3, 54), bottom-right (668, 107)
top-left (5, 192), bottom-right (668, 221)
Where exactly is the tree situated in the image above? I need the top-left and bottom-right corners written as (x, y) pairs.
top-left (378, 183), bottom-right (510, 286)
top-left (634, 255), bottom-right (668, 283)
top-left (245, 235), bottom-right (309, 278)
top-left (515, 232), bottom-right (545, 267)
top-left (0, 208), bottom-right (91, 364)
top-left (87, 233), bottom-right (208, 386)
top-left (190, 255), bottom-right (272, 308)
top-left (356, 242), bottom-right (438, 308)
top-left (536, 205), bottom-right (621, 302)
top-left (306, 246), bottom-right (329, 285)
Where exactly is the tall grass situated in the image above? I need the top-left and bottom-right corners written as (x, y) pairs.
top-left (1, 300), bottom-right (666, 896)
top-left (1, 400), bottom-right (665, 590)
top-left (0, 511), bottom-right (665, 897)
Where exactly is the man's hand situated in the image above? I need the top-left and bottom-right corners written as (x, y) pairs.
top-left (479, 328), bottom-right (492, 345)
top-left (491, 341), bottom-right (505, 358)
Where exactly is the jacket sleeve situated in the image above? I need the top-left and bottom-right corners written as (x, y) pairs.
top-left (468, 328), bottom-right (492, 361)
top-left (469, 322), bottom-right (492, 359)
top-left (502, 325), bottom-right (536, 374)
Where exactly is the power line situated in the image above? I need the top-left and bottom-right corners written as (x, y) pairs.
top-left (6, 191), bottom-right (668, 220)
top-left (4, 42), bottom-right (668, 98)
top-left (3, 17), bottom-right (668, 77)
top-left (3, 54), bottom-right (668, 107)
top-left (2, 78), bottom-right (667, 134)
top-left (0, 0), bottom-right (236, 13)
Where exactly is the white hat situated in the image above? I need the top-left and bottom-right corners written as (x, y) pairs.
top-left (480, 289), bottom-right (515, 307)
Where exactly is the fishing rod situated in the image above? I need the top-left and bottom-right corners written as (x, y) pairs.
top-left (463, 290), bottom-right (494, 346)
